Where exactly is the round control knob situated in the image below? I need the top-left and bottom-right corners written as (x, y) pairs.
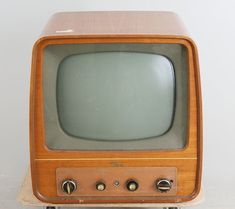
top-left (156, 179), bottom-right (172, 193)
top-left (96, 182), bottom-right (106, 191)
top-left (126, 180), bottom-right (139, 191)
top-left (61, 180), bottom-right (77, 195)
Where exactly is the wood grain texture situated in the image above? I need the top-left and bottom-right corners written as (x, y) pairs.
top-left (29, 12), bottom-right (202, 204)
top-left (18, 169), bottom-right (204, 207)
top-left (56, 167), bottom-right (177, 197)
top-left (41, 11), bottom-right (188, 37)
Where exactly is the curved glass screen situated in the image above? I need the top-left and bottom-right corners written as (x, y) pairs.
top-left (57, 52), bottom-right (175, 141)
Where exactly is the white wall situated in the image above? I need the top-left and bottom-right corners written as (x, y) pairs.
top-left (0, 0), bottom-right (235, 208)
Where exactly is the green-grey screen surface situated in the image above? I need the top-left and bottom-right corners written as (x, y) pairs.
top-left (57, 52), bottom-right (175, 141)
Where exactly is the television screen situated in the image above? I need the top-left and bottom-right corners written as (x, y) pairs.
top-left (43, 43), bottom-right (188, 150)
top-left (57, 52), bottom-right (174, 140)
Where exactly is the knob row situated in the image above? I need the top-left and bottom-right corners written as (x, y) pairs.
top-left (61, 179), bottom-right (172, 194)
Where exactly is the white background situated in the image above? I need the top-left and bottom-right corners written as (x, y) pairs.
top-left (0, 0), bottom-right (235, 208)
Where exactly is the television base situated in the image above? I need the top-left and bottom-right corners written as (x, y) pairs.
top-left (18, 169), bottom-right (203, 208)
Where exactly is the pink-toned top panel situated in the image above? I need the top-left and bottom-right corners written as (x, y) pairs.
top-left (41, 11), bottom-right (188, 37)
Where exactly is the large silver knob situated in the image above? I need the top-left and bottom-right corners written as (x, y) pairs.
top-left (61, 179), bottom-right (77, 195)
top-left (156, 179), bottom-right (172, 192)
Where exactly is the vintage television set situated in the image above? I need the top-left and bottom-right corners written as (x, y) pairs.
top-left (29, 11), bottom-right (202, 204)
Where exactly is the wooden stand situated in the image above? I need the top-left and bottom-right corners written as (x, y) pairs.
top-left (18, 169), bottom-right (203, 209)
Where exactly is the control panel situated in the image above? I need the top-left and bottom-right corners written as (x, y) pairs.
top-left (56, 167), bottom-right (177, 197)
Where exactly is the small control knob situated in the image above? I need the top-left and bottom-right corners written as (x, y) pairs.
top-left (156, 179), bottom-right (172, 193)
top-left (61, 180), bottom-right (77, 195)
top-left (126, 180), bottom-right (139, 191)
top-left (96, 182), bottom-right (106, 191)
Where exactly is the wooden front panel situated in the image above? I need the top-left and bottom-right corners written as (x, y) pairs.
top-left (56, 167), bottom-right (177, 197)
top-left (30, 35), bottom-right (202, 204)
top-left (33, 158), bottom-right (197, 203)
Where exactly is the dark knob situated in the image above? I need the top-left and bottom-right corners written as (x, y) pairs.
top-left (96, 182), bottom-right (106, 191)
top-left (126, 180), bottom-right (139, 191)
top-left (61, 180), bottom-right (77, 195)
top-left (156, 179), bottom-right (172, 192)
